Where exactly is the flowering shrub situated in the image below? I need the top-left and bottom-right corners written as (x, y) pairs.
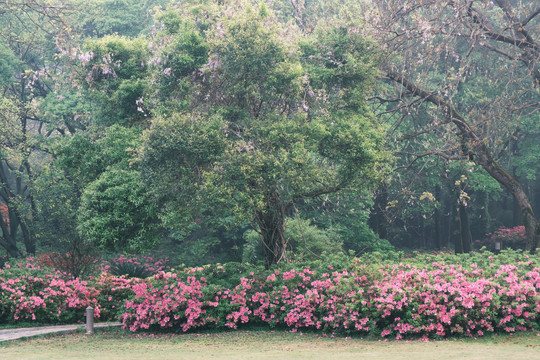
top-left (121, 255), bottom-right (540, 339)
top-left (477, 226), bottom-right (527, 250)
top-left (0, 263), bottom-right (100, 324)
top-left (34, 251), bottom-right (99, 279)
top-left (1, 250), bottom-right (539, 340)
top-left (92, 273), bottom-right (144, 321)
top-left (121, 273), bottom-right (209, 331)
top-left (0, 257), bottom-right (148, 324)
top-left (105, 254), bottom-right (170, 278)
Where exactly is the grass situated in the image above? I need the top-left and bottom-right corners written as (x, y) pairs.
top-left (1, 328), bottom-right (540, 360)
top-left (0, 322), bottom-right (49, 330)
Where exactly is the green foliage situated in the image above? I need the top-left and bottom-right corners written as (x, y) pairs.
top-left (0, 43), bottom-right (17, 86)
top-left (298, 191), bottom-right (394, 254)
top-left (269, 0), bottom-right (367, 32)
top-left (141, 6), bottom-right (388, 265)
top-left (300, 25), bottom-right (381, 112)
top-left (339, 217), bottom-right (394, 254)
top-left (447, 161), bottom-right (501, 196)
top-left (150, 10), bottom-right (209, 113)
top-left (140, 113), bottom-right (226, 228)
top-left (514, 115), bottom-right (540, 181)
top-left (54, 125), bottom-right (142, 188)
top-left (108, 262), bottom-right (154, 279)
top-left (39, 89), bottom-right (90, 133)
top-left (71, 0), bottom-right (167, 38)
top-left (286, 217), bottom-right (343, 260)
top-left (0, 97), bottom-right (22, 149)
top-left (78, 168), bottom-right (160, 253)
top-left (243, 217), bottom-right (343, 263)
top-left (176, 262), bottom-right (261, 290)
top-left (32, 163), bottom-right (81, 248)
top-left (44, 125), bottom-right (145, 257)
top-left (80, 35), bottom-right (149, 126)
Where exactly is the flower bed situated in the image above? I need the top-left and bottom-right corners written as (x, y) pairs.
top-left (1, 250), bottom-right (539, 340)
top-left (0, 263), bottom-right (100, 324)
top-left (0, 261), bottom-right (141, 324)
top-left (122, 256), bottom-right (540, 339)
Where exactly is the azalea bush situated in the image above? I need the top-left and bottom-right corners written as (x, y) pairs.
top-left (1, 250), bottom-right (539, 341)
top-left (0, 262), bottom-right (100, 324)
top-left (0, 257), bottom-right (142, 324)
top-left (104, 254), bottom-right (170, 279)
top-left (92, 273), bottom-right (144, 321)
top-left (476, 226), bottom-right (527, 250)
top-left (121, 250), bottom-right (540, 339)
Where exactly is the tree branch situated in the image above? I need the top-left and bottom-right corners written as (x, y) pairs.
top-left (521, 6), bottom-right (540, 27)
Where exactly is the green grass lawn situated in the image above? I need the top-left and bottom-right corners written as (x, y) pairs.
top-left (2, 329), bottom-right (540, 360)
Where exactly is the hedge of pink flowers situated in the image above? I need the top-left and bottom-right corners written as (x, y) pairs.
top-left (0, 263), bottom-right (100, 323)
top-left (1, 251), bottom-right (540, 340)
top-left (0, 261), bottom-right (142, 324)
top-left (121, 261), bottom-right (540, 340)
top-left (0, 253), bottom-right (164, 325)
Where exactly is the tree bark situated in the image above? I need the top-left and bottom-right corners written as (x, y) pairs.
top-left (21, 222), bottom-right (35, 255)
top-left (459, 203), bottom-right (472, 253)
top-left (452, 204), bottom-right (463, 254)
top-left (433, 184), bottom-right (442, 250)
top-left (256, 191), bottom-right (287, 268)
top-left (0, 215), bottom-right (22, 257)
top-left (369, 184), bottom-right (388, 240)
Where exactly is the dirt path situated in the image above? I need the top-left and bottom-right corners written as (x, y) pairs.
top-left (0, 322), bottom-right (122, 342)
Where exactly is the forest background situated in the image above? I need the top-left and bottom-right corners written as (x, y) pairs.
top-left (0, 0), bottom-right (539, 272)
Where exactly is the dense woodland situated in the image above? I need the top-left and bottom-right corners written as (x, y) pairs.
top-left (0, 0), bottom-right (539, 269)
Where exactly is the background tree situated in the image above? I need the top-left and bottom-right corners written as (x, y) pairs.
top-left (78, 167), bottom-right (160, 253)
top-left (35, 125), bottom-right (151, 252)
top-left (0, 0), bottom-right (77, 256)
top-left (30, 1), bottom-right (166, 257)
top-left (366, 0), bottom-right (540, 251)
top-left (70, 0), bottom-right (168, 38)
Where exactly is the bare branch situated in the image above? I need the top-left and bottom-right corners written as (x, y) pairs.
top-left (521, 6), bottom-right (540, 27)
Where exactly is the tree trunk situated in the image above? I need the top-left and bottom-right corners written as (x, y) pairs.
top-left (0, 203), bottom-right (22, 257)
top-left (0, 236), bottom-right (22, 257)
top-left (452, 203), bottom-right (463, 254)
top-left (459, 203), bottom-right (472, 253)
top-left (475, 190), bottom-right (490, 243)
top-left (476, 154), bottom-right (540, 252)
top-left (419, 218), bottom-right (426, 249)
top-left (21, 222), bottom-right (35, 255)
top-left (369, 184), bottom-right (388, 240)
top-left (258, 213), bottom-right (286, 268)
top-left (512, 168), bottom-right (522, 227)
top-left (0, 221), bottom-right (22, 257)
top-left (433, 184), bottom-right (442, 250)
top-left (256, 191), bottom-right (287, 268)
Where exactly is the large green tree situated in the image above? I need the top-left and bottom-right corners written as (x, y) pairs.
top-left (140, 4), bottom-right (388, 267)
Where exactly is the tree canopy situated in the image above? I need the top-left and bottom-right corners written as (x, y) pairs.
top-left (0, 0), bottom-right (538, 265)
top-left (140, 5), bottom-right (389, 266)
